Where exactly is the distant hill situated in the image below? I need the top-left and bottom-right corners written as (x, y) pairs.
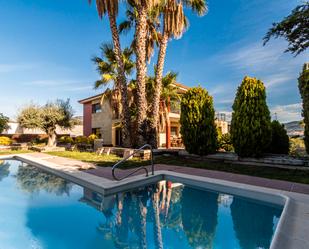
top-left (283, 121), bottom-right (304, 136)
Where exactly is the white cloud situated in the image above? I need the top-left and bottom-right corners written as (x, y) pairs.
top-left (0, 63), bottom-right (37, 73)
top-left (270, 103), bottom-right (302, 123)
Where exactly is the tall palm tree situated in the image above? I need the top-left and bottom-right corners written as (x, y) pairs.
top-left (93, 44), bottom-right (134, 126)
top-left (150, 0), bottom-right (207, 148)
top-left (88, 0), bottom-right (132, 147)
top-left (132, 0), bottom-right (161, 146)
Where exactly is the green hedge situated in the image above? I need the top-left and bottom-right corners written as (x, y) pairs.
top-left (268, 120), bottom-right (289, 154)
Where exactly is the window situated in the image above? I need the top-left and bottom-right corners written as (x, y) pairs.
top-left (92, 128), bottom-right (102, 138)
top-left (171, 127), bottom-right (178, 136)
top-left (92, 103), bottom-right (101, 113)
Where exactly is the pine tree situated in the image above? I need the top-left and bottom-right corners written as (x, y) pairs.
top-left (298, 63), bottom-right (309, 154)
top-left (268, 120), bottom-right (290, 154)
top-left (180, 87), bottom-right (217, 155)
top-left (231, 76), bottom-right (272, 157)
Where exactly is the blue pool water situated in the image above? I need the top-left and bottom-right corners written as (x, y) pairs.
top-left (0, 160), bottom-right (282, 249)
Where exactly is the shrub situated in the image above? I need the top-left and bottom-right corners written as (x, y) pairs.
top-left (59, 136), bottom-right (74, 144)
top-left (75, 136), bottom-right (89, 144)
top-left (180, 86), bottom-right (218, 155)
top-left (88, 134), bottom-right (98, 143)
top-left (0, 113), bottom-right (9, 134)
top-left (268, 120), bottom-right (290, 154)
top-left (231, 76), bottom-right (272, 157)
top-left (289, 137), bottom-right (306, 157)
top-left (218, 133), bottom-right (234, 152)
top-left (0, 136), bottom-right (12, 146)
top-left (298, 63), bottom-right (309, 154)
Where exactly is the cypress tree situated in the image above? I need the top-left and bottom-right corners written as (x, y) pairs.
top-left (298, 63), bottom-right (309, 154)
top-left (231, 76), bottom-right (272, 157)
top-left (268, 120), bottom-right (290, 154)
top-left (180, 87), bottom-right (218, 155)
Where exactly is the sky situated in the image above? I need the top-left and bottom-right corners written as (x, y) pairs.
top-left (0, 0), bottom-right (308, 123)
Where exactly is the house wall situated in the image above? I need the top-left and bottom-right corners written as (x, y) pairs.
top-left (83, 103), bottom-right (92, 136)
top-left (91, 99), bottom-right (113, 145)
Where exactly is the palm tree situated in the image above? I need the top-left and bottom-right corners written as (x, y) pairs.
top-left (93, 44), bottom-right (135, 134)
top-left (147, 71), bottom-right (180, 148)
top-left (150, 0), bottom-right (207, 148)
top-left (88, 0), bottom-right (132, 147)
top-left (129, 0), bottom-right (161, 146)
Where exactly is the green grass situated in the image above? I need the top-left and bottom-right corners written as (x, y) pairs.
top-left (0, 150), bottom-right (31, 155)
top-left (46, 151), bottom-right (309, 185)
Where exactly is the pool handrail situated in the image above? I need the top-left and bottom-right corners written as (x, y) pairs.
top-left (112, 144), bottom-right (154, 181)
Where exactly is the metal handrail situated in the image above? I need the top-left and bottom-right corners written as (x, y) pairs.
top-left (112, 144), bottom-right (154, 181)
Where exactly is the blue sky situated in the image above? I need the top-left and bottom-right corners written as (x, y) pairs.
top-left (0, 0), bottom-right (308, 123)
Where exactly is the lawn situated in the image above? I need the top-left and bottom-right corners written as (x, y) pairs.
top-left (0, 150), bottom-right (31, 155)
top-left (46, 151), bottom-right (309, 185)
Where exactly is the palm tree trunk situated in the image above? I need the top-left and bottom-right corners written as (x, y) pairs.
top-left (150, 31), bottom-right (169, 148)
top-left (108, 11), bottom-right (131, 148)
top-left (135, 2), bottom-right (148, 146)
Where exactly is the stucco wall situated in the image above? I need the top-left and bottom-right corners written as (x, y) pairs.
top-left (91, 99), bottom-right (113, 145)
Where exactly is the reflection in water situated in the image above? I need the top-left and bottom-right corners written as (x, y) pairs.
top-left (16, 165), bottom-right (73, 195)
top-left (182, 187), bottom-right (219, 249)
top-left (0, 161), bottom-right (282, 249)
top-left (0, 160), bottom-right (10, 181)
top-left (231, 197), bottom-right (281, 249)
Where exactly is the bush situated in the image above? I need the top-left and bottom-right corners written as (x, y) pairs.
top-left (31, 137), bottom-right (48, 145)
top-left (231, 76), bottom-right (272, 157)
top-left (268, 120), bottom-right (289, 154)
top-left (289, 137), bottom-right (306, 157)
top-left (180, 87), bottom-right (218, 155)
top-left (218, 133), bottom-right (234, 152)
top-left (75, 136), bottom-right (89, 144)
top-left (59, 136), bottom-right (74, 144)
top-left (88, 134), bottom-right (98, 143)
top-left (0, 136), bottom-right (12, 146)
top-left (298, 64), bottom-right (309, 154)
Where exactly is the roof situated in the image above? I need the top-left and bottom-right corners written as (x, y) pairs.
top-left (78, 93), bottom-right (103, 104)
top-left (78, 82), bottom-right (190, 104)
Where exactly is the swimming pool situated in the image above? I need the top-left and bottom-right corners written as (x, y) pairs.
top-left (0, 159), bottom-right (282, 249)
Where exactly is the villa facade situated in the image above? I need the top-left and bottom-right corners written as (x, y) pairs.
top-left (79, 83), bottom-right (229, 148)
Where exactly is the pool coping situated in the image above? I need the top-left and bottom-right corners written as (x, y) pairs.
top-left (1, 154), bottom-right (309, 249)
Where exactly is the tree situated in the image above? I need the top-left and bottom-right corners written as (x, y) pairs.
top-left (88, 0), bottom-right (131, 147)
top-left (231, 77), bottom-right (272, 157)
top-left (298, 63), bottom-right (309, 154)
top-left (17, 99), bottom-right (75, 147)
top-left (268, 120), bottom-right (290, 154)
top-left (93, 43), bottom-right (135, 146)
top-left (0, 113), bottom-right (9, 134)
top-left (263, 2), bottom-right (309, 55)
top-left (147, 71), bottom-right (180, 147)
top-left (180, 87), bottom-right (218, 155)
top-left (150, 0), bottom-right (207, 147)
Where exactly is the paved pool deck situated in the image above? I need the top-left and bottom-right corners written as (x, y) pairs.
top-left (2, 152), bottom-right (309, 195)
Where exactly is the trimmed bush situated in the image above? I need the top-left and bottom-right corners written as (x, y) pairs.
top-left (298, 64), bottom-right (309, 154)
top-left (88, 134), bottom-right (98, 143)
top-left (231, 76), bottom-right (272, 157)
top-left (59, 136), bottom-right (74, 144)
top-left (268, 120), bottom-right (290, 154)
top-left (0, 136), bottom-right (12, 146)
top-left (75, 136), bottom-right (89, 144)
top-left (180, 87), bottom-right (218, 155)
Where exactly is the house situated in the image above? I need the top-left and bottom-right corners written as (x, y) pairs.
top-left (78, 83), bottom-right (229, 148)
top-left (2, 121), bottom-right (83, 137)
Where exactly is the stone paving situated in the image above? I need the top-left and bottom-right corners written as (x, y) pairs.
top-left (3, 152), bottom-right (309, 195)
top-left (86, 163), bottom-right (309, 195)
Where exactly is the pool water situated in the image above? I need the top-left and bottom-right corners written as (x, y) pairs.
top-left (0, 160), bottom-right (282, 249)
